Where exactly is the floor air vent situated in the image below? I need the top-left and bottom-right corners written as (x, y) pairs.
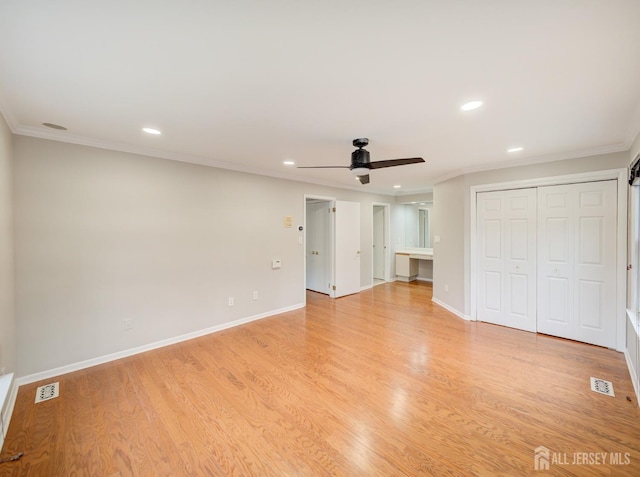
top-left (35, 382), bottom-right (59, 403)
top-left (590, 377), bottom-right (615, 397)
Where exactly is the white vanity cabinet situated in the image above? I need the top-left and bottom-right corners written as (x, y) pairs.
top-left (395, 248), bottom-right (433, 282)
top-left (395, 253), bottom-right (418, 282)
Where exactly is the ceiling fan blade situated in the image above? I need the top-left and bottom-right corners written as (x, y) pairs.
top-left (368, 157), bottom-right (425, 169)
top-left (297, 165), bottom-right (350, 169)
top-left (358, 174), bottom-right (370, 185)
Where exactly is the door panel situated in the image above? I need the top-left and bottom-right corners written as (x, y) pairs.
top-left (537, 181), bottom-right (616, 348)
top-left (305, 201), bottom-right (330, 294)
top-left (373, 206), bottom-right (385, 280)
top-left (538, 186), bottom-right (573, 338)
top-left (578, 279), bottom-right (603, 328)
top-left (573, 181), bottom-right (616, 347)
top-left (509, 219), bottom-right (528, 260)
top-left (477, 194), bottom-right (504, 324)
top-left (484, 220), bottom-right (502, 259)
top-left (485, 271), bottom-right (502, 312)
top-left (334, 200), bottom-right (361, 298)
top-left (547, 277), bottom-right (570, 324)
top-left (547, 218), bottom-right (570, 263)
top-left (509, 274), bottom-right (528, 316)
top-left (578, 217), bottom-right (603, 264)
top-left (477, 188), bottom-right (537, 331)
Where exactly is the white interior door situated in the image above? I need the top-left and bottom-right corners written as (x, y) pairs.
top-left (305, 200), bottom-right (331, 294)
top-left (537, 181), bottom-right (617, 348)
top-left (373, 206), bottom-right (385, 280)
top-left (477, 188), bottom-right (537, 332)
top-left (334, 200), bottom-right (361, 298)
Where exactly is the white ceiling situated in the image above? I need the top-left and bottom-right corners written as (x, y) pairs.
top-left (1, 1), bottom-right (640, 195)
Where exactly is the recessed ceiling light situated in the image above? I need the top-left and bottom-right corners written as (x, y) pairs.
top-left (283, 160), bottom-right (295, 166)
top-left (393, 185), bottom-right (401, 189)
top-left (507, 147), bottom-right (524, 153)
top-left (42, 122), bottom-right (67, 130)
top-left (142, 127), bottom-right (162, 135)
top-left (460, 100), bottom-right (483, 111)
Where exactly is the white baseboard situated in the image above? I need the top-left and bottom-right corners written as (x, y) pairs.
top-left (432, 297), bottom-right (471, 321)
top-left (16, 303), bottom-right (305, 387)
top-left (624, 349), bottom-right (640, 404)
top-left (416, 277), bottom-right (433, 283)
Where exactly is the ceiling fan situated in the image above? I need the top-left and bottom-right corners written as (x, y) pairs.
top-left (298, 138), bottom-right (425, 184)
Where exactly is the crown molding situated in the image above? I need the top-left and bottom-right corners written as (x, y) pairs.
top-left (431, 143), bottom-right (628, 185)
top-left (12, 124), bottom-right (402, 196)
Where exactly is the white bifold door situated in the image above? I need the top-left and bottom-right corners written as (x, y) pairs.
top-left (477, 188), bottom-right (537, 332)
top-left (537, 181), bottom-right (617, 348)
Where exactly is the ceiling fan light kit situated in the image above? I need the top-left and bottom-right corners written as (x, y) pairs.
top-left (351, 167), bottom-right (369, 176)
top-left (298, 137), bottom-right (425, 185)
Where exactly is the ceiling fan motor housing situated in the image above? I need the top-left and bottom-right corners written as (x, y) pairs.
top-left (351, 148), bottom-right (370, 167)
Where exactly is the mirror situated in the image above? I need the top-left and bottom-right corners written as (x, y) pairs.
top-left (401, 201), bottom-right (433, 249)
top-left (419, 208), bottom-right (430, 248)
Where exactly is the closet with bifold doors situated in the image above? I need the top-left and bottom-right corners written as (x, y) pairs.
top-left (476, 180), bottom-right (617, 348)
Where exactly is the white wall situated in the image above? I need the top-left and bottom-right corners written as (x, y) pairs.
top-left (13, 136), bottom-right (398, 377)
top-left (0, 113), bottom-right (15, 374)
top-left (433, 151), bottom-right (630, 317)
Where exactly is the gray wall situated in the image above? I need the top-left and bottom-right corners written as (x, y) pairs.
top-left (433, 151), bottom-right (630, 316)
top-left (13, 136), bottom-right (397, 377)
top-left (432, 174), bottom-right (466, 310)
top-left (0, 113), bottom-right (15, 375)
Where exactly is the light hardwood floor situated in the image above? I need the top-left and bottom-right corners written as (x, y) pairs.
top-left (2, 281), bottom-right (639, 476)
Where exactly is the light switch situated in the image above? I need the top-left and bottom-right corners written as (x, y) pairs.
top-left (434, 235), bottom-right (441, 243)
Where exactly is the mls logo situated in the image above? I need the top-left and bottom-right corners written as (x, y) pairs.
top-left (535, 446), bottom-right (550, 471)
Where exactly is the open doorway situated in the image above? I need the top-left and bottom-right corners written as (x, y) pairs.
top-left (305, 197), bottom-right (332, 295)
top-left (372, 203), bottom-right (391, 286)
top-left (304, 195), bottom-right (362, 300)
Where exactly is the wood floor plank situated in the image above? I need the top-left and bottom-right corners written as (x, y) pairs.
top-left (2, 281), bottom-right (639, 476)
top-left (59, 370), bottom-right (103, 476)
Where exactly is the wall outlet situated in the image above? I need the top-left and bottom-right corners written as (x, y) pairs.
top-left (228, 297), bottom-right (234, 306)
top-left (123, 319), bottom-right (133, 330)
top-left (444, 284), bottom-right (449, 293)
top-left (252, 291), bottom-right (259, 300)
top-left (272, 259), bottom-right (282, 269)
